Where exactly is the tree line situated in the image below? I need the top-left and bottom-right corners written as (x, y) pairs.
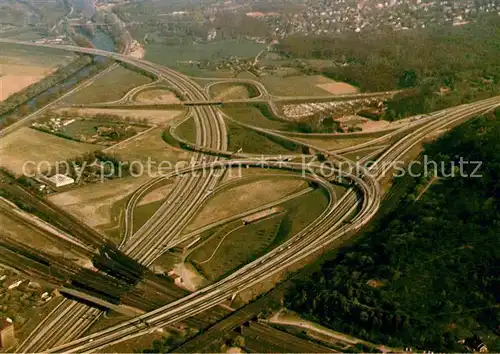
top-left (0, 56), bottom-right (92, 117)
top-left (0, 56), bottom-right (114, 130)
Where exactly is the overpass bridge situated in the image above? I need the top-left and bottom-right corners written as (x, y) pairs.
top-left (183, 100), bottom-right (223, 106)
top-left (60, 287), bottom-right (145, 317)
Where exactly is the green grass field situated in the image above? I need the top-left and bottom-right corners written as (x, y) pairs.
top-left (175, 117), bottom-right (197, 144)
top-left (258, 75), bottom-right (340, 97)
top-left (277, 188), bottom-right (330, 240)
top-left (184, 176), bottom-right (308, 233)
top-left (62, 119), bottom-right (108, 138)
top-left (179, 67), bottom-right (236, 78)
top-left (209, 82), bottom-right (257, 100)
top-left (188, 214), bottom-right (285, 281)
top-left (187, 187), bottom-right (330, 281)
top-left (342, 145), bottom-right (387, 162)
top-left (132, 200), bottom-right (163, 234)
top-left (42, 118), bottom-right (146, 142)
top-left (66, 65), bottom-right (152, 104)
top-left (222, 106), bottom-right (288, 131)
top-left (226, 120), bottom-right (295, 154)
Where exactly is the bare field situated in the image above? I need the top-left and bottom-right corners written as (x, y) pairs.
top-left (0, 64), bottom-right (54, 101)
top-left (209, 83), bottom-right (252, 100)
top-left (54, 107), bottom-right (185, 125)
top-left (259, 75), bottom-right (352, 97)
top-left (105, 126), bottom-right (192, 165)
top-left (135, 89), bottom-right (181, 104)
top-left (0, 127), bottom-right (98, 175)
top-left (316, 81), bottom-right (358, 95)
top-left (48, 176), bottom-right (150, 226)
top-left (0, 44), bottom-right (74, 101)
top-left (184, 177), bottom-right (307, 233)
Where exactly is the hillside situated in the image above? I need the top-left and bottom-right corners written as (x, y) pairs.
top-left (286, 108), bottom-right (500, 352)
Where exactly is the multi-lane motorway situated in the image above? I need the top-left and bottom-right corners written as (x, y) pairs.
top-left (6, 38), bottom-right (229, 352)
top-left (2, 38), bottom-right (499, 353)
top-left (45, 97), bottom-right (500, 352)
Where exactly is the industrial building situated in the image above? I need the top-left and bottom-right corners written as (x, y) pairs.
top-left (42, 174), bottom-right (75, 188)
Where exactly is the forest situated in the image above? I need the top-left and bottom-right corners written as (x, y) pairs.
top-left (278, 16), bottom-right (500, 119)
top-left (286, 108), bottom-right (500, 352)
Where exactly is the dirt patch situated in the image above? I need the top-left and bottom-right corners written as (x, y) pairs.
top-left (135, 89), bottom-right (181, 104)
top-left (128, 40), bottom-right (145, 59)
top-left (173, 262), bottom-right (208, 291)
top-left (0, 127), bottom-right (97, 175)
top-left (316, 81), bottom-right (358, 95)
top-left (358, 118), bottom-right (392, 132)
top-left (54, 107), bottom-right (185, 125)
top-left (0, 63), bottom-right (53, 101)
top-left (366, 279), bottom-right (386, 288)
top-left (336, 114), bottom-right (393, 133)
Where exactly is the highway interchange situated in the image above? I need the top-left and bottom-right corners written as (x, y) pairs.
top-left (1, 38), bottom-right (499, 352)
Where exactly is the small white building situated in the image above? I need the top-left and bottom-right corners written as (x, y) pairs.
top-left (43, 174), bottom-right (75, 188)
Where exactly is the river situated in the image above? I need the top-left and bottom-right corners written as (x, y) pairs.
top-left (0, 29), bottom-right (116, 126)
top-left (89, 28), bottom-right (115, 52)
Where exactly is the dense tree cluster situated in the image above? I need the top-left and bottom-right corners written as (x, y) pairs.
top-left (292, 114), bottom-right (342, 133)
top-left (278, 16), bottom-right (500, 120)
top-left (279, 16), bottom-right (500, 91)
top-left (49, 151), bottom-right (137, 183)
top-left (286, 109), bottom-right (500, 352)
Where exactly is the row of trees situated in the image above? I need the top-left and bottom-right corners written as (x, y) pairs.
top-left (287, 109), bottom-right (500, 352)
top-left (0, 56), bottom-right (92, 117)
top-left (0, 56), bottom-right (114, 130)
